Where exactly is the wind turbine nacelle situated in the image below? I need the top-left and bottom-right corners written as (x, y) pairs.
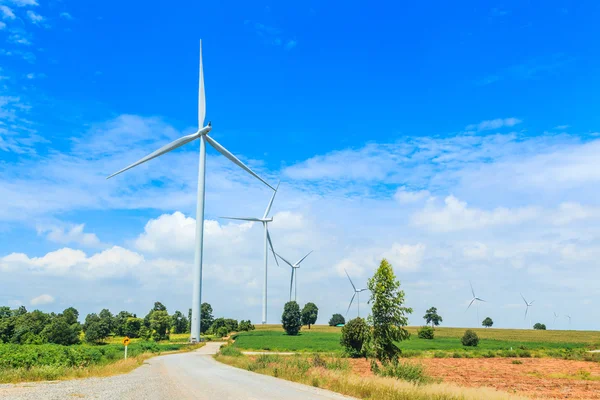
top-left (199, 124), bottom-right (212, 136)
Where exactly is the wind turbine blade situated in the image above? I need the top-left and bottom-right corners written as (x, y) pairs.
top-left (520, 293), bottom-right (528, 305)
top-left (263, 181), bottom-right (280, 219)
top-left (524, 306), bottom-right (528, 320)
top-left (294, 250), bottom-right (313, 267)
top-left (466, 298), bottom-right (475, 311)
top-left (470, 281), bottom-right (475, 298)
top-left (344, 269), bottom-right (357, 291)
top-left (275, 252), bottom-right (294, 268)
top-left (346, 293), bottom-right (356, 316)
top-left (107, 132), bottom-right (198, 179)
top-left (204, 135), bottom-right (275, 190)
top-left (198, 40), bottom-right (206, 128)
top-left (530, 300), bottom-right (535, 305)
top-left (477, 297), bottom-right (486, 302)
top-left (289, 269), bottom-right (294, 301)
top-left (266, 229), bottom-right (279, 266)
top-left (219, 217), bottom-right (262, 222)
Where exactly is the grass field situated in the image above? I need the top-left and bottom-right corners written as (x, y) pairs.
top-left (234, 325), bottom-right (600, 358)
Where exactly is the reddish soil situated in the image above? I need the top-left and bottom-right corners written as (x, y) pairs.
top-left (349, 358), bottom-right (600, 399)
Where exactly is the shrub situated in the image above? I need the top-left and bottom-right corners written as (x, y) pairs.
top-left (433, 351), bottom-right (446, 358)
top-left (281, 301), bottom-right (302, 336)
top-left (417, 326), bottom-right (434, 340)
top-left (512, 359), bottom-right (523, 365)
top-left (452, 352), bottom-right (462, 358)
top-left (482, 317), bottom-right (493, 328)
top-left (328, 314), bottom-right (345, 326)
top-left (238, 320), bottom-right (255, 332)
top-left (370, 359), bottom-right (431, 384)
top-left (216, 326), bottom-right (229, 338)
top-left (219, 345), bottom-right (242, 357)
top-left (533, 323), bottom-right (546, 330)
top-left (461, 329), bottom-right (479, 347)
top-left (340, 317), bottom-right (371, 358)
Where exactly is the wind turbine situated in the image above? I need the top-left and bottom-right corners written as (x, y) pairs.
top-left (275, 251), bottom-right (313, 302)
top-left (107, 41), bottom-right (275, 342)
top-left (344, 269), bottom-right (367, 318)
top-left (466, 281), bottom-right (485, 325)
top-left (521, 293), bottom-right (534, 329)
top-left (565, 314), bottom-right (572, 328)
top-left (220, 183), bottom-right (280, 324)
top-left (553, 312), bottom-right (559, 328)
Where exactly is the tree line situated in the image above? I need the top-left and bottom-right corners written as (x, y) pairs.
top-left (0, 301), bottom-right (254, 345)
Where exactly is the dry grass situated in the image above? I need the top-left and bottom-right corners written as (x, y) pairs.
top-left (0, 343), bottom-right (204, 384)
top-left (215, 350), bottom-right (528, 400)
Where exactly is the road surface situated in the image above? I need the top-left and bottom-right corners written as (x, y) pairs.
top-left (0, 342), bottom-right (354, 400)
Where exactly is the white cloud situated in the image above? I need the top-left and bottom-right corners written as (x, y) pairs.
top-left (381, 243), bottom-right (425, 272)
top-left (412, 196), bottom-right (539, 232)
top-left (59, 12), bottom-right (72, 20)
top-left (0, 21), bottom-right (5, 30)
top-left (465, 117), bottom-right (522, 132)
top-left (26, 10), bottom-right (43, 23)
top-left (30, 294), bottom-right (54, 305)
top-left (394, 187), bottom-right (430, 204)
top-left (8, 0), bottom-right (38, 6)
top-left (0, 5), bottom-right (16, 19)
top-left (285, 40), bottom-right (297, 50)
top-left (39, 224), bottom-right (101, 247)
top-left (8, 33), bottom-right (31, 45)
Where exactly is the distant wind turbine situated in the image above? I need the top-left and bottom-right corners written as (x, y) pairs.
top-left (344, 269), bottom-right (368, 318)
top-left (466, 281), bottom-right (485, 325)
top-left (220, 184), bottom-right (280, 325)
top-left (107, 41), bottom-right (275, 342)
top-left (276, 251), bottom-right (313, 302)
top-left (565, 314), bottom-right (572, 328)
top-left (521, 293), bottom-right (534, 329)
top-left (553, 312), bottom-right (559, 328)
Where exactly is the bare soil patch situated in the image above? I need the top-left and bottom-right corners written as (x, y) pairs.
top-left (349, 358), bottom-right (600, 399)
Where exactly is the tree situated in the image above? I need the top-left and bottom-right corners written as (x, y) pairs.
top-left (329, 314), bottom-right (345, 326)
top-left (152, 302), bottom-right (167, 312)
top-left (149, 310), bottom-right (170, 341)
top-left (115, 311), bottom-right (133, 336)
top-left (13, 306), bottom-right (27, 317)
top-left (62, 307), bottom-right (79, 326)
top-left (368, 259), bottom-right (412, 362)
top-left (238, 320), bottom-right (255, 331)
top-left (12, 310), bottom-right (50, 344)
top-left (533, 323), bottom-right (546, 330)
top-left (417, 326), bottom-right (434, 339)
top-left (171, 311), bottom-right (188, 334)
top-left (41, 316), bottom-right (81, 345)
top-left (482, 317), bottom-right (493, 328)
top-left (0, 306), bottom-right (12, 319)
top-left (423, 307), bottom-right (443, 328)
top-left (340, 317), bottom-right (371, 357)
top-left (301, 302), bottom-right (319, 329)
top-left (461, 329), bottom-right (479, 347)
top-left (281, 301), bottom-right (302, 336)
top-left (200, 303), bottom-right (214, 334)
top-left (83, 313), bottom-right (110, 344)
top-left (123, 317), bottom-right (143, 338)
top-left (99, 309), bottom-right (116, 335)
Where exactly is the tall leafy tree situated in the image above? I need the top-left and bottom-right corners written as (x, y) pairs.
top-left (281, 301), bottom-right (302, 336)
top-left (99, 309), bottom-right (116, 335)
top-left (149, 310), bottom-right (170, 341)
top-left (368, 258), bottom-right (413, 362)
top-left (200, 303), bottom-right (214, 334)
top-left (62, 307), bottom-right (79, 325)
top-left (83, 313), bottom-right (111, 344)
top-left (115, 311), bottom-right (133, 335)
top-left (328, 314), bottom-right (345, 326)
top-left (482, 317), bottom-right (493, 328)
top-left (301, 302), bottom-right (319, 329)
top-left (171, 311), bottom-right (188, 334)
top-left (42, 316), bottom-right (81, 345)
top-left (423, 307), bottom-right (443, 328)
top-left (0, 306), bottom-right (11, 319)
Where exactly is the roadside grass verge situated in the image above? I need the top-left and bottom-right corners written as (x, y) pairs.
top-left (232, 330), bottom-right (343, 353)
top-left (0, 342), bottom-right (204, 384)
top-left (215, 346), bottom-right (525, 400)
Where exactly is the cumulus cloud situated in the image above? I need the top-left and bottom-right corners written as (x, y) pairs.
top-left (26, 10), bottom-right (43, 24)
top-left (30, 294), bottom-right (54, 305)
top-left (39, 224), bottom-right (101, 247)
top-left (9, 0), bottom-right (38, 6)
top-left (0, 5), bottom-right (16, 19)
top-left (394, 187), bottom-right (430, 204)
top-left (465, 117), bottom-right (522, 132)
top-left (59, 12), bottom-right (72, 20)
top-left (381, 243), bottom-right (426, 271)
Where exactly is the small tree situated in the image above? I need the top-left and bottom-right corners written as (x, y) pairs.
top-left (41, 316), bottom-right (81, 345)
top-left (115, 311), bottom-right (133, 336)
top-left (482, 317), bottom-right (493, 328)
top-left (200, 303), bottom-right (214, 334)
top-left (417, 326), bottom-right (434, 339)
top-left (368, 259), bottom-right (412, 362)
top-left (238, 320), bottom-right (255, 331)
top-left (149, 310), bottom-right (170, 341)
top-left (83, 313), bottom-right (110, 344)
top-left (423, 307), bottom-right (443, 328)
top-left (171, 311), bottom-right (188, 334)
top-left (123, 317), bottom-right (143, 338)
top-left (533, 323), bottom-right (546, 330)
top-left (461, 329), bottom-right (479, 347)
top-left (99, 309), bottom-right (116, 335)
top-left (329, 314), bottom-right (345, 326)
top-left (340, 317), bottom-right (371, 357)
top-left (281, 301), bottom-right (302, 336)
top-left (301, 302), bottom-right (319, 329)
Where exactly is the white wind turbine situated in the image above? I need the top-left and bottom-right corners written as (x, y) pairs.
top-left (107, 41), bottom-right (275, 342)
top-left (553, 312), bottom-right (559, 328)
top-left (275, 251), bottom-right (313, 302)
top-left (521, 293), bottom-right (534, 329)
top-left (220, 183), bottom-right (280, 324)
top-left (344, 269), bottom-right (367, 318)
top-left (565, 314), bottom-right (572, 328)
top-left (466, 281), bottom-right (485, 325)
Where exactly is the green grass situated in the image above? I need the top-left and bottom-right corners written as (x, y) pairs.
top-left (233, 325), bottom-right (600, 359)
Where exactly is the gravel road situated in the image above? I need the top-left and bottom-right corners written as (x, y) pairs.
top-left (0, 342), bottom-right (354, 400)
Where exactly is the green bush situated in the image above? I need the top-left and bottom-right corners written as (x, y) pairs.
top-left (340, 317), bottom-right (371, 358)
top-left (281, 302), bottom-right (302, 336)
top-left (461, 329), bottom-right (479, 347)
top-left (370, 358), bottom-right (431, 384)
top-left (216, 327), bottom-right (229, 338)
top-left (238, 320), bottom-right (255, 332)
top-left (328, 314), bottom-right (345, 326)
top-left (533, 323), bottom-right (546, 330)
top-left (219, 345), bottom-right (242, 357)
top-left (417, 326), bottom-right (434, 340)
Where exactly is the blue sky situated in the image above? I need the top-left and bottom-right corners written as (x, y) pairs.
top-left (1, 0), bottom-right (600, 330)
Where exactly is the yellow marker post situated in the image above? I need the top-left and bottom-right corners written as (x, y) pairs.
top-left (123, 336), bottom-right (130, 359)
